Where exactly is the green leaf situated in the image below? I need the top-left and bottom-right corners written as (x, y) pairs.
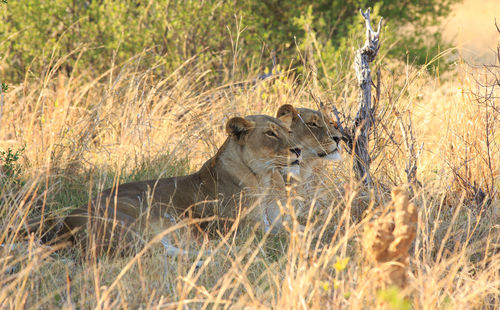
top-left (377, 286), bottom-right (411, 310)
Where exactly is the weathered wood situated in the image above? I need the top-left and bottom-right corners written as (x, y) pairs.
top-left (351, 9), bottom-right (382, 186)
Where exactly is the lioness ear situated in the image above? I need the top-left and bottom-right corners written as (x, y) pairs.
top-left (276, 104), bottom-right (299, 119)
top-left (226, 117), bottom-right (255, 144)
top-left (276, 104), bottom-right (298, 128)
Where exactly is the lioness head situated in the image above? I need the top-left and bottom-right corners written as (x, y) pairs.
top-left (277, 104), bottom-right (342, 162)
top-left (225, 112), bottom-right (301, 175)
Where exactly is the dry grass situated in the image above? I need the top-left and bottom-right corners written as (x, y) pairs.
top-left (0, 44), bottom-right (498, 309)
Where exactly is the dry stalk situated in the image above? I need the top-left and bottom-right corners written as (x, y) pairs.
top-left (362, 188), bottom-right (417, 289)
top-left (0, 83), bottom-right (3, 127)
top-left (398, 111), bottom-right (423, 193)
top-left (332, 9), bottom-right (382, 187)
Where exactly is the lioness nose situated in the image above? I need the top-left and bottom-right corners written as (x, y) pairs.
top-left (290, 147), bottom-right (301, 157)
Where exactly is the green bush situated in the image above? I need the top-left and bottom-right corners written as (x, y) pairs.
top-left (0, 0), bottom-right (460, 83)
top-left (0, 146), bottom-right (25, 185)
top-left (1, 0), bottom-right (241, 81)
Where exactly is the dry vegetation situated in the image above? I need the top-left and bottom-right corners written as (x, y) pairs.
top-left (0, 28), bottom-right (499, 309)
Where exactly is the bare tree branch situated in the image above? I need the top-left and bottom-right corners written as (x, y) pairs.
top-left (350, 9), bottom-right (383, 187)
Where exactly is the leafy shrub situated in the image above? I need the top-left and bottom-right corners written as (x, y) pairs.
top-left (0, 1), bottom-right (242, 81)
top-left (0, 146), bottom-right (25, 185)
top-left (0, 0), bottom-right (459, 83)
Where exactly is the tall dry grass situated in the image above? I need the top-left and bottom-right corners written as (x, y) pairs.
top-left (0, 44), bottom-right (498, 309)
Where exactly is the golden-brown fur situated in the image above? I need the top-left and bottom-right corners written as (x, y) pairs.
top-left (275, 104), bottom-right (343, 218)
top-left (60, 113), bottom-right (301, 256)
top-left (276, 104), bottom-right (342, 181)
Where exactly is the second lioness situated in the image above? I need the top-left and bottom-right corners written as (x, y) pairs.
top-left (271, 104), bottom-right (343, 219)
top-left (276, 104), bottom-right (342, 181)
top-left (60, 112), bottom-right (301, 256)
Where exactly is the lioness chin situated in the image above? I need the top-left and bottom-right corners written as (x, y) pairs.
top-left (60, 112), bottom-right (301, 257)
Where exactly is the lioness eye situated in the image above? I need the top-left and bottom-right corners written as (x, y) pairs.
top-left (307, 122), bottom-right (319, 128)
top-left (265, 131), bottom-right (277, 138)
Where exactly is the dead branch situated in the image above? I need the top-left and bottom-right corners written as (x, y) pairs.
top-left (350, 9), bottom-right (382, 186)
top-left (329, 9), bottom-right (382, 187)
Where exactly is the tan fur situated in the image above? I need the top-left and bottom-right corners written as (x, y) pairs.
top-left (60, 113), bottom-right (301, 256)
top-left (277, 104), bottom-right (342, 181)
top-left (276, 104), bottom-right (343, 217)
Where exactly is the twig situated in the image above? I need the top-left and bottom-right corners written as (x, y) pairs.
top-left (330, 104), bottom-right (352, 146)
top-left (398, 112), bottom-right (423, 192)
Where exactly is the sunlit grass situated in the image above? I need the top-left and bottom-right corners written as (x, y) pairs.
top-left (0, 46), bottom-right (498, 309)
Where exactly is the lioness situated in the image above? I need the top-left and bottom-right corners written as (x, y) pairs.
top-left (276, 104), bottom-right (342, 180)
top-left (60, 113), bottom-right (301, 256)
top-left (274, 104), bottom-right (343, 217)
